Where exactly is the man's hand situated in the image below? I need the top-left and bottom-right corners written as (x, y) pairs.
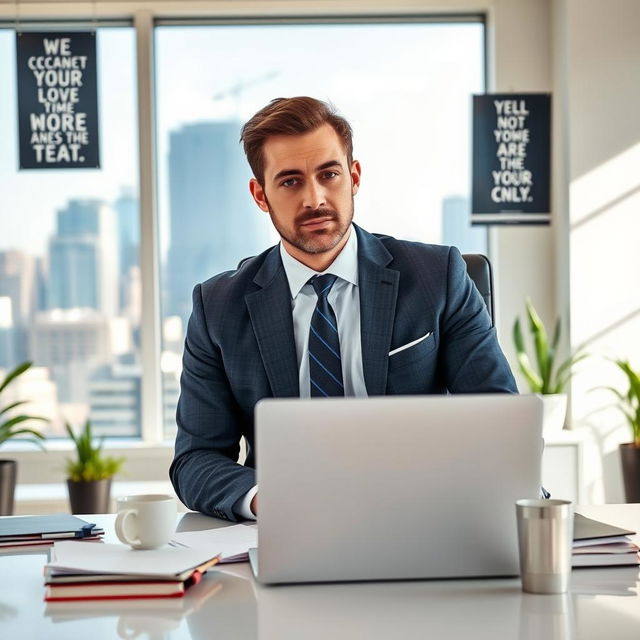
top-left (250, 493), bottom-right (258, 516)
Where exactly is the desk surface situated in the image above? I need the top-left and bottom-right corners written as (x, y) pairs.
top-left (1, 505), bottom-right (638, 640)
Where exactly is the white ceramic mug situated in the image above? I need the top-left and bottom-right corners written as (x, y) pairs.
top-left (115, 494), bottom-right (176, 550)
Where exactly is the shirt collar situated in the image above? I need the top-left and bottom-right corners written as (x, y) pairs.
top-left (279, 225), bottom-right (359, 299)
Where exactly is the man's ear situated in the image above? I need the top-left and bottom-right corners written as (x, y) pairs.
top-left (249, 178), bottom-right (270, 212)
top-left (350, 160), bottom-right (361, 196)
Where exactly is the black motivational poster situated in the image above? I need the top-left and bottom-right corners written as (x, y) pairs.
top-left (16, 31), bottom-right (100, 169)
top-left (471, 93), bottom-right (550, 225)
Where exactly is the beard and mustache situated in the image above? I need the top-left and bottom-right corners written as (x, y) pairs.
top-left (268, 204), bottom-right (353, 256)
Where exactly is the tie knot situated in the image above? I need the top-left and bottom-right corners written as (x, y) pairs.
top-left (310, 274), bottom-right (338, 298)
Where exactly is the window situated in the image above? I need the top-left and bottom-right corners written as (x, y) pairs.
top-left (0, 27), bottom-right (141, 438)
top-left (155, 19), bottom-right (486, 438)
top-left (1, 15), bottom-right (485, 445)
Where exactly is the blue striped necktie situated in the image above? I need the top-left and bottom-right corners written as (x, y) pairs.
top-left (308, 274), bottom-right (344, 397)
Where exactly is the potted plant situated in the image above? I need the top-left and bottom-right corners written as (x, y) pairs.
top-left (65, 420), bottom-right (124, 514)
top-left (0, 362), bottom-right (47, 515)
top-left (601, 359), bottom-right (640, 503)
top-left (513, 299), bottom-right (587, 436)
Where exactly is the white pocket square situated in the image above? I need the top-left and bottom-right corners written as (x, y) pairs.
top-left (388, 332), bottom-right (433, 357)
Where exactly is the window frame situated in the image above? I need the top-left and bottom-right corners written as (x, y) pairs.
top-left (0, 4), bottom-right (488, 480)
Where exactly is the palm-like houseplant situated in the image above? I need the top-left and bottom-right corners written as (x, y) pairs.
top-left (0, 362), bottom-right (48, 515)
top-left (65, 420), bottom-right (124, 514)
top-left (513, 299), bottom-right (587, 434)
top-left (601, 359), bottom-right (640, 502)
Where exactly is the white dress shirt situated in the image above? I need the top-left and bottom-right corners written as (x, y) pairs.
top-left (236, 225), bottom-right (368, 519)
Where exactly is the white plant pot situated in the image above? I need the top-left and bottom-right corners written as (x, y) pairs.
top-left (541, 393), bottom-right (568, 437)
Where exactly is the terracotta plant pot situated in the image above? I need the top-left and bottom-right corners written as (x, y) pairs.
top-left (67, 478), bottom-right (112, 514)
top-left (0, 459), bottom-right (17, 516)
top-left (620, 444), bottom-right (640, 503)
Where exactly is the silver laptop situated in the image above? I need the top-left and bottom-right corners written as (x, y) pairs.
top-left (250, 394), bottom-right (543, 584)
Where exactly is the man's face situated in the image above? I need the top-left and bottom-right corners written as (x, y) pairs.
top-left (249, 123), bottom-right (361, 270)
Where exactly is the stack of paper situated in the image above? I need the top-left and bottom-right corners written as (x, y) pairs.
top-left (0, 514), bottom-right (104, 553)
top-left (171, 523), bottom-right (257, 563)
top-left (572, 513), bottom-right (639, 568)
top-left (44, 541), bottom-right (221, 601)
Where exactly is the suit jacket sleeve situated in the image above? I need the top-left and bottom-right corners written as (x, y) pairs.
top-left (169, 283), bottom-right (256, 521)
top-left (441, 247), bottom-right (517, 393)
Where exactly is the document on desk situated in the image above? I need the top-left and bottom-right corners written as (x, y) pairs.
top-left (48, 541), bottom-right (220, 578)
top-left (171, 524), bottom-right (257, 563)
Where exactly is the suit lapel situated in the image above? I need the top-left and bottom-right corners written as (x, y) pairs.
top-left (245, 248), bottom-right (299, 398)
top-left (355, 226), bottom-right (399, 396)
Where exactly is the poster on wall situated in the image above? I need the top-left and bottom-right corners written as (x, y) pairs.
top-left (16, 31), bottom-right (100, 169)
top-left (471, 93), bottom-right (550, 225)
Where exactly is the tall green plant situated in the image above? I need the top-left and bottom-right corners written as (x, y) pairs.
top-left (601, 359), bottom-right (640, 448)
top-left (512, 299), bottom-right (587, 394)
top-left (0, 362), bottom-right (47, 448)
top-left (65, 420), bottom-right (124, 482)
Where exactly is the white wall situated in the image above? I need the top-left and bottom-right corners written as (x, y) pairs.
top-left (489, 0), bottom-right (556, 381)
top-left (562, 0), bottom-right (640, 502)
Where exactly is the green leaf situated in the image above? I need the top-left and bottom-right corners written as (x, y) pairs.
top-left (550, 317), bottom-right (561, 353)
top-left (516, 352), bottom-right (543, 392)
top-left (513, 317), bottom-right (526, 356)
top-left (598, 385), bottom-right (627, 402)
top-left (65, 420), bottom-right (124, 481)
top-left (0, 362), bottom-right (32, 395)
top-left (0, 428), bottom-right (46, 449)
top-left (0, 361), bottom-right (48, 447)
top-left (0, 414), bottom-right (47, 432)
top-left (512, 299), bottom-right (588, 396)
top-left (597, 359), bottom-right (640, 445)
top-left (553, 352), bottom-right (589, 393)
top-left (525, 299), bottom-right (551, 393)
top-left (512, 317), bottom-right (542, 391)
top-left (0, 400), bottom-right (28, 418)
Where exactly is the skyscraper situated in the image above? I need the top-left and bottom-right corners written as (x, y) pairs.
top-left (165, 121), bottom-right (270, 324)
top-left (0, 250), bottom-right (37, 325)
top-left (29, 308), bottom-right (110, 403)
top-left (0, 250), bottom-right (38, 363)
top-left (114, 188), bottom-right (140, 315)
top-left (48, 199), bottom-right (119, 317)
top-left (0, 297), bottom-right (14, 368)
top-left (89, 360), bottom-right (141, 437)
top-left (114, 188), bottom-right (139, 277)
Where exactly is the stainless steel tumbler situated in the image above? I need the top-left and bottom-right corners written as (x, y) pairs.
top-left (516, 499), bottom-right (574, 594)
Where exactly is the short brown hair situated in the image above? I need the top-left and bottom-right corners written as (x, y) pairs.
top-left (240, 97), bottom-right (353, 185)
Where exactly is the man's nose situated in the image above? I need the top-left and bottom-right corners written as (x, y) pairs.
top-left (302, 180), bottom-right (326, 209)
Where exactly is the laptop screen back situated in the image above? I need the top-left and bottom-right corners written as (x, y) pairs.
top-left (255, 394), bottom-right (543, 584)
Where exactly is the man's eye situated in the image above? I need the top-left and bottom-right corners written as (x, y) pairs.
top-left (322, 171), bottom-right (338, 180)
top-left (281, 178), bottom-right (299, 187)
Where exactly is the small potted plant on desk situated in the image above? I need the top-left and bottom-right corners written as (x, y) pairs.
top-left (601, 359), bottom-right (640, 503)
top-left (65, 420), bottom-right (124, 514)
top-left (0, 362), bottom-right (48, 515)
top-left (513, 298), bottom-right (587, 436)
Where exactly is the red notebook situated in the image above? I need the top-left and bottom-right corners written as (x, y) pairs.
top-left (45, 569), bottom-right (204, 602)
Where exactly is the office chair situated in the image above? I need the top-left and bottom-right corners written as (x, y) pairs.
top-left (238, 252), bottom-right (495, 326)
top-left (461, 254), bottom-right (495, 327)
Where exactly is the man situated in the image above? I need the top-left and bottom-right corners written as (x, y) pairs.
top-left (170, 97), bottom-right (517, 521)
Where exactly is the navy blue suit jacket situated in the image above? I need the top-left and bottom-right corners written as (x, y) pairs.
top-left (170, 225), bottom-right (517, 520)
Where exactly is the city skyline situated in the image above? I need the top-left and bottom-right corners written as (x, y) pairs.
top-left (0, 180), bottom-right (480, 439)
top-left (1, 21), bottom-right (485, 439)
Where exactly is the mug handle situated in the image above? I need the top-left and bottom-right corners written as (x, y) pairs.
top-left (115, 508), bottom-right (140, 547)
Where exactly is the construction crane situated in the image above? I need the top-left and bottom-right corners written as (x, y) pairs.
top-left (212, 71), bottom-right (279, 114)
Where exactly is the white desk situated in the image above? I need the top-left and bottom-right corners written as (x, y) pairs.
top-left (1, 505), bottom-right (638, 639)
